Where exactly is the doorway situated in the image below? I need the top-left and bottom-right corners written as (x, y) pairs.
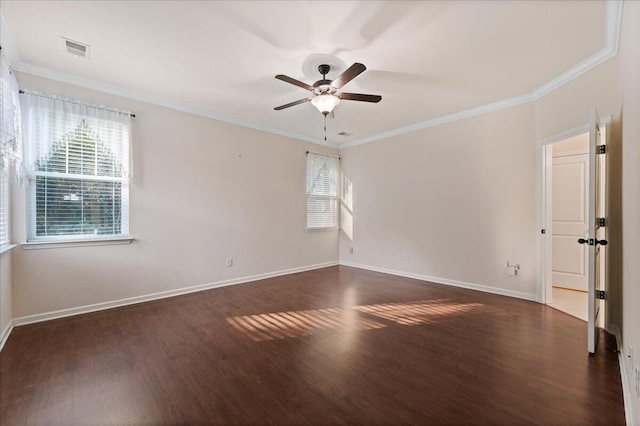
top-left (545, 132), bottom-right (590, 321)
top-left (541, 124), bottom-right (607, 331)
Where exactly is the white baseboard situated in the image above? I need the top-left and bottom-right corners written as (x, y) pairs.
top-left (609, 325), bottom-right (635, 426)
top-left (0, 320), bottom-right (14, 352)
top-left (12, 261), bottom-right (338, 328)
top-left (339, 261), bottom-right (538, 302)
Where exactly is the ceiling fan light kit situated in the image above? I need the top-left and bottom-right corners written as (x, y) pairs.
top-left (311, 94), bottom-right (340, 115)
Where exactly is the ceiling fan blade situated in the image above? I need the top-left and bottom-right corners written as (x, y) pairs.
top-left (274, 98), bottom-right (311, 110)
top-left (331, 63), bottom-right (366, 89)
top-left (275, 74), bottom-right (313, 91)
top-left (339, 93), bottom-right (382, 103)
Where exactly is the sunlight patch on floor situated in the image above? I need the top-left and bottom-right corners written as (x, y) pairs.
top-left (226, 308), bottom-right (386, 342)
top-left (227, 298), bottom-right (501, 342)
top-left (354, 299), bottom-right (496, 326)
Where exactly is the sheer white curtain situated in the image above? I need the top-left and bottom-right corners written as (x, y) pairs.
top-left (20, 92), bottom-right (132, 240)
top-left (0, 54), bottom-right (23, 181)
top-left (21, 92), bottom-right (132, 180)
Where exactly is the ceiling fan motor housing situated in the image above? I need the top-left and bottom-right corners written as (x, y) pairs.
top-left (313, 65), bottom-right (336, 95)
top-left (318, 64), bottom-right (331, 76)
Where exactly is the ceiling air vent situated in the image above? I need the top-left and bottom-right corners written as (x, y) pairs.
top-left (62, 37), bottom-right (90, 59)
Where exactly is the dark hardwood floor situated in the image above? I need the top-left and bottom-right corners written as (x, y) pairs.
top-left (0, 266), bottom-right (625, 425)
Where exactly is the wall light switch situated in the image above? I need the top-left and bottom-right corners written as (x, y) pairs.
top-left (226, 258), bottom-right (233, 267)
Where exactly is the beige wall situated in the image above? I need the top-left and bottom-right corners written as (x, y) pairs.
top-left (618, 0), bottom-right (640, 421)
top-left (11, 72), bottom-right (339, 318)
top-left (551, 132), bottom-right (588, 156)
top-left (339, 103), bottom-right (539, 298)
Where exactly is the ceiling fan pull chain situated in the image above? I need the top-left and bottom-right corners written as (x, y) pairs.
top-left (324, 114), bottom-right (327, 141)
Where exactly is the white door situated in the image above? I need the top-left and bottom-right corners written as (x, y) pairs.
top-left (552, 153), bottom-right (589, 291)
top-left (584, 108), bottom-right (607, 355)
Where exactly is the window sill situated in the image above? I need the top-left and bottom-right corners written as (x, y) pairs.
top-left (306, 227), bottom-right (339, 232)
top-left (22, 237), bottom-right (134, 250)
top-left (0, 244), bottom-right (18, 255)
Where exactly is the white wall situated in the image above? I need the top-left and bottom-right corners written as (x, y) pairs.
top-left (618, 0), bottom-right (640, 422)
top-left (339, 103), bottom-right (538, 299)
top-left (11, 72), bottom-right (339, 319)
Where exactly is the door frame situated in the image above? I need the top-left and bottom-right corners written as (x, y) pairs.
top-left (537, 117), bottom-right (611, 326)
top-left (538, 124), bottom-right (589, 305)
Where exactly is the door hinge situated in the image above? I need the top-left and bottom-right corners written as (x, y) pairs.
top-left (597, 217), bottom-right (606, 227)
top-left (597, 145), bottom-right (606, 154)
top-left (541, 229), bottom-right (546, 234)
top-left (597, 290), bottom-right (606, 300)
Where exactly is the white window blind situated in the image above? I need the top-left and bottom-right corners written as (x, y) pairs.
top-left (0, 167), bottom-right (8, 245)
top-left (21, 92), bottom-right (131, 241)
top-left (306, 151), bottom-right (339, 229)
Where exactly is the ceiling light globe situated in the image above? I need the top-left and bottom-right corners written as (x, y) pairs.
top-left (311, 94), bottom-right (340, 115)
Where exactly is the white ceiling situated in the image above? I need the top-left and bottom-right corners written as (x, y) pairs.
top-left (1, 1), bottom-right (611, 147)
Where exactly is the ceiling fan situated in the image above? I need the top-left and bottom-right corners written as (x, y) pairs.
top-left (274, 63), bottom-right (382, 116)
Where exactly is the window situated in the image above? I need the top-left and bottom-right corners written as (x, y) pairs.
top-left (0, 167), bottom-right (8, 246)
top-left (22, 93), bottom-right (131, 241)
top-left (306, 151), bottom-right (339, 229)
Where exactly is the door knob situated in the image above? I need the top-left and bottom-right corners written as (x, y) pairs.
top-left (577, 238), bottom-right (608, 246)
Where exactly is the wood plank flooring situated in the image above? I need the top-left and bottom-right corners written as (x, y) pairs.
top-left (0, 266), bottom-right (625, 425)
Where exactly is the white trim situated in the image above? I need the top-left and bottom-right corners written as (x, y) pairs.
top-left (339, 93), bottom-right (534, 149)
top-left (12, 261), bottom-right (338, 327)
top-left (0, 320), bottom-right (14, 352)
top-left (0, 243), bottom-right (17, 255)
top-left (8, 2), bottom-right (622, 151)
top-left (609, 325), bottom-right (634, 426)
top-left (339, 261), bottom-right (538, 302)
top-left (11, 62), bottom-right (339, 150)
top-left (605, 0), bottom-right (624, 55)
top-left (21, 237), bottom-right (133, 250)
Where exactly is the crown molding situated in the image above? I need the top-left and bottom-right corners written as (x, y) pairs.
top-left (9, 1), bottom-right (622, 152)
top-left (11, 62), bottom-right (338, 150)
top-left (339, 93), bottom-right (535, 149)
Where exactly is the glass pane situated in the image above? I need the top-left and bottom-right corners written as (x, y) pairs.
top-left (35, 176), bottom-right (122, 237)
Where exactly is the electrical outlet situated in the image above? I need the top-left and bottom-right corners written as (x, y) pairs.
top-left (226, 258), bottom-right (233, 267)
top-left (402, 253), bottom-right (409, 261)
top-left (505, 262), bottom-right (520, 276)
top-left (349, 247), bottom-right (354, 254)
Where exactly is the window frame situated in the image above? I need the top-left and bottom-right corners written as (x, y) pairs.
top-left (305, 151), bottom-right (340, 231)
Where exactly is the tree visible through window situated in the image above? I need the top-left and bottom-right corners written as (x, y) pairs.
top-left (34, 119), bottom-right (122, 237)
